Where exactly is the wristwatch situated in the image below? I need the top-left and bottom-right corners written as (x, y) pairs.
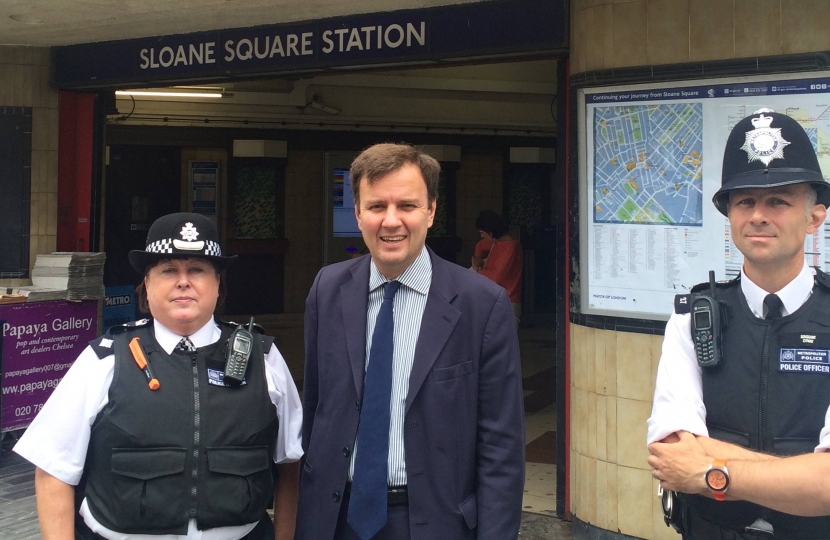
top-left (704, 458), bottom-right (729, 501)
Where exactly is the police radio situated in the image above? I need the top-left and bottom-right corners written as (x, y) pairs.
top-left (224, 317), bottom-right (255, 385)
top-left (690, 271), bottom-right (725, 368)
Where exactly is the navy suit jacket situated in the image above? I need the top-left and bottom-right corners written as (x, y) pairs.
top-left (296, 248), bottom-right (525, 540)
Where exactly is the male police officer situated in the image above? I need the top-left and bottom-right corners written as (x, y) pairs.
top-left (648, 109), bottom-right (830, 539)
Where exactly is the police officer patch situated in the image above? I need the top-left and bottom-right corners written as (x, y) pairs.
top-left (206, 367), bottom-right (247, 387)
top-left (740, 110), bottom-right (790, 166)
top-left (779, 348), bottom-right (830, 373)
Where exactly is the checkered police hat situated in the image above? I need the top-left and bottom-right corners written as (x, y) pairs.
top-left (713, 108), bottom-right (830, 216)
top-left (128, 212), bottom-right (236, 273)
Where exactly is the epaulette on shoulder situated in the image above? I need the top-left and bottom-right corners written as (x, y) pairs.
top-left (674, 274), bottom-right (739, 314)
top-left (689, 273), bottom-right (740, 294)
top-left (815, 267), bottom-right (830, 290)
top-left (217, 319), bottom-right (266, 335)
top-left (89, 318), bottom-right (151, 359)
top-left (674, 294), bottom-right (691, 314)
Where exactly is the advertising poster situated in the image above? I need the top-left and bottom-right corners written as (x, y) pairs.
top-left (103, 285), bottom-right (136, 330)
top-left (0, 301), bottom-right (98, 431)
top-left (580, 73), bottom-right (830, 319)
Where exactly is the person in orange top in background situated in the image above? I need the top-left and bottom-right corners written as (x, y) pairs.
top-left (471, 210), bottom-right (523, 327)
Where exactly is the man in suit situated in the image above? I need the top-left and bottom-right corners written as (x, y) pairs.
top-left (296, 143), bottom-right (525, 540)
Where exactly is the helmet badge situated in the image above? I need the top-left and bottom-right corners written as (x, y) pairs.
top-left (740, 109), bottom-right (790, 166)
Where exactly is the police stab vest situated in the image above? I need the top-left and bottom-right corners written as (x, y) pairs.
top-left (680, 272), bottom-right (830, 538)
top-left (82, 321), bottom-right (279, 535)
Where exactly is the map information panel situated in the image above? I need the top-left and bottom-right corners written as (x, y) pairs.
top-left (594, 104), bottom-right (703, 226)
top-left (581, 74), bottom-right (830, 319)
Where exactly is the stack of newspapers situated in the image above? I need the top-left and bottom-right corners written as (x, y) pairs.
top-left (31, 252), bottom-right (106, 301)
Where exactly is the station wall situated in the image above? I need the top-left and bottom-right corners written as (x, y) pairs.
top-left (569, 1), bottom-right (830, 538)
top-left (0, 46), bottom-right (58, 289)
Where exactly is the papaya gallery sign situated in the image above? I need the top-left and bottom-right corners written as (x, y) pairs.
top-left (0, 300), bottom-right (98, 432)
top-left (53, 0), bottom-right (565, 88)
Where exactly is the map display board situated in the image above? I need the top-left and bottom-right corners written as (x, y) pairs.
top-left (579, 73), bottom-right (830, 319)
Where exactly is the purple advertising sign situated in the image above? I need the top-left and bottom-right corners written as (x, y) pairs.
top-left (0, 300), bottom-right (98, 431)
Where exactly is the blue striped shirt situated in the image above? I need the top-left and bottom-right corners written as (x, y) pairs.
top-left (348, 247), bottom-right (432, 486)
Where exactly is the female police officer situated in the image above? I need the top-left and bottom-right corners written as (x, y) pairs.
top-left (14, 213), bottom-right (302, 540)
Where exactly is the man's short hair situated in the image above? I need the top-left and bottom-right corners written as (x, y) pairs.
top-left (806, 185), bottom-right (818, 209)
top-left (350, 143), bottom-right (441, 209)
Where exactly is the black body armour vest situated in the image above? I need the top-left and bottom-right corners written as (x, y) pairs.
top-left (680, 273), bottom-right (830, 538)
top-left (83, 322), bottom-right (279, 535)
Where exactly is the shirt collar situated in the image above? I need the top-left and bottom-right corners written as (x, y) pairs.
top-left (153, 317), bottom-right (220, 354)
top-left (740, 263), bottom-right (815, 318)
top-left (369, 246), bottom-right (432, 295)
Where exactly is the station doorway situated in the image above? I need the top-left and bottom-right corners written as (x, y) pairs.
top-left (101, 57), bottom-right (564, 516)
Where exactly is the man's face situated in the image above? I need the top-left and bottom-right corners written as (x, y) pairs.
top-left (144, 258), bottom-right (220, 335)
top-left (727, 184), bottom-right (826, 272)
top-left (355, 163), bottom-right (436, 279)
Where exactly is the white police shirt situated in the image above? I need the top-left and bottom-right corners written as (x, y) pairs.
top-left (647, 262), bottom-right (830, 452)
top-left (14, 317), bottom-right (303, 540)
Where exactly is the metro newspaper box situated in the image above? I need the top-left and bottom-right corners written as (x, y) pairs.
top-left (0, 300), bottom-right (98, 432)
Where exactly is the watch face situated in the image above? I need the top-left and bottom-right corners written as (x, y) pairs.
top-left (707, 469), bottom-right (728, 491)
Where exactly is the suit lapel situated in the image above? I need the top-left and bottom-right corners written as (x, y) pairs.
top-left (340, 257), bottom-right (370, 399)
top-left (406, 252), bottom-right (460, 414)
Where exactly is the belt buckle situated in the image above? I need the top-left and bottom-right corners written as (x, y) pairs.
top-left (745, 518), bottom-right (774, 537)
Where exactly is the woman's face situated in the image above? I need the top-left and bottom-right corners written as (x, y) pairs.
top-left (144, 258), bottom-right (220, 335)
top-left (479, 230), bottom-right (494, 242)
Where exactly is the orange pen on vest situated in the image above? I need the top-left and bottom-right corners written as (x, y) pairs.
top-left (129, 337), bottom-right (160, 390)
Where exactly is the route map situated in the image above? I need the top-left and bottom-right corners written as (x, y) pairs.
top-left (593, 104), bottom-right (703, 226)
top-left (725, 104), bottom-right (830, 181)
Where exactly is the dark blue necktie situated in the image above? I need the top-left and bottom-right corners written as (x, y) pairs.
top-left (347, 281), bottom-right (401, 540)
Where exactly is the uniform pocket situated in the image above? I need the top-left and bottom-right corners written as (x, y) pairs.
top-left (433, 361), bottom-right (473, 382)
top-left (773, 437), bottom-right (818, 456)
top-left (204, 446), bottom-right (273, 525)
top-left (111, 447), bottom-right (187, 530)
top-left (707, 424), bottom-right (749, 447)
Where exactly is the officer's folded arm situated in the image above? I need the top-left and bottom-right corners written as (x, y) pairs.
top-left (725, 451), bottom-right (830, 516)
top-left (649, 431), bottom-right (830, 516)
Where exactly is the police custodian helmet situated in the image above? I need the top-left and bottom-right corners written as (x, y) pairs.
top-left (712, 108), bottom-right (830, 216)
top-left (128, 212), bottom-right (237, 273)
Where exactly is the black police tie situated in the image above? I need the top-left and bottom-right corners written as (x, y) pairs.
top-left (764, 294), bottom-right (783, 320)
top-left (347, 281), bottom-right (401, 540)
top-left (175, 336), bottom-right (196, 352)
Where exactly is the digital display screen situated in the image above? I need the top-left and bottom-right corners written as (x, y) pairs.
top-left (234, 336), bottom-right (251, 354)
top-left (694, 310), bottom-right (711, 330)
top-left (332, 168), bottom-right (361, 238)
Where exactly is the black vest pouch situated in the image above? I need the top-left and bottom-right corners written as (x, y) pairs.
top-left (203, 446), bottom-right (273, 525)
top-left (109, 448), bottom-right (188, 531)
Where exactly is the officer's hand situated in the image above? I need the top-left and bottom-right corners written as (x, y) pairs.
top-left (648, 431), bottom-right (710, 495)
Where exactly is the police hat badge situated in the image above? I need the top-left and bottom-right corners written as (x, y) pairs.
top-left (740, 111), bottom-right (790, 166)
top-left (128, 212), bottom-right (237, 273)
top-left (712, 108), bottom-right (829, 216)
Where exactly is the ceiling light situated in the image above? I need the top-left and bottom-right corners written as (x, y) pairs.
top-left (115, 89), bottom-right (224, 99)
top-left (309, 100), bottom-right (340, 115)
